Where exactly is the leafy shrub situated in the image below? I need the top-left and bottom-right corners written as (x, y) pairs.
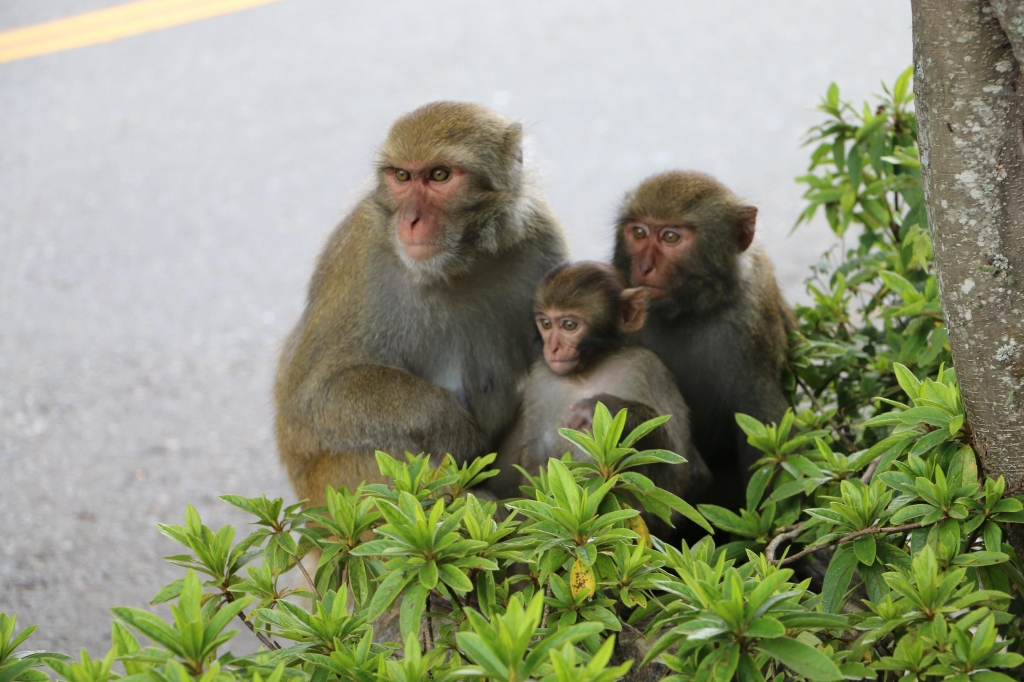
top-left (6, 69), bottom-right (1024, 682)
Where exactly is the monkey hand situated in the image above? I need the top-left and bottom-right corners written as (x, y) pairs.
top-left (301, 364), bottom-right (489, 464)
top-left (566, 400), bottom-right (596, 433)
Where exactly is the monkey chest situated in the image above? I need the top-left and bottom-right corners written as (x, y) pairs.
top-left (524, 361), bottom-right (637, 463)
top-left (401, 311), bottom-right (535, 436)
top-left (641, 320), bottom-right (745, 413)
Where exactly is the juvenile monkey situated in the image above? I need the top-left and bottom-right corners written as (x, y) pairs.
top-left (490, 261), bottom-right (711, 526)
top-left (613, 171), bottom-right (794, 511)
top-left (275, 102), bottom-right (568, 506)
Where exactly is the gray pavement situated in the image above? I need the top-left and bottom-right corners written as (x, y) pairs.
top-left (0, 0), bottom-right (912, 656)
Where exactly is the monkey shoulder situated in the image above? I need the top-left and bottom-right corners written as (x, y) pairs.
top-left (309, 200), bottom-right (385, 293)
top-left (277, 200), bottom-right (387, 388)
top-left (607, 346), bottom-right (692, 433)
top-left (525, 348), bottom-right (682, 417)
top-left (506, 201), bottom-right (569, 279)
top-left (733, 246), bottom-right (790, 359)
top-left (599, 346), bottom-right (676, 391)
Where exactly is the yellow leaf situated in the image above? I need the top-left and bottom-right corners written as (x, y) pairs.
top-left (570, 558), bottom-right (595, 599)
top-left (624, 510), bottom-right (652, 549)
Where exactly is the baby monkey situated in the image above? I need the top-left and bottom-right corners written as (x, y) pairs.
top-left (491, 261), bottom-right (711, 537)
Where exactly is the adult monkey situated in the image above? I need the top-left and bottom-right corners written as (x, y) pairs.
top-left (612, 171), bottom-right (793, 511)
top-left (275, 102), bottom-right (568, 506)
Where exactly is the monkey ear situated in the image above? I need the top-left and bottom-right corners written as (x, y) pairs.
top-left (738, 206), bottom-right (757, 252)
top-left (505, 122), bottom-right (524, 164)
top-left (619, 287), bottom-right (647, 332)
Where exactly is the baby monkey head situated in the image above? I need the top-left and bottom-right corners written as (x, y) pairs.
top-left (534, 261), bottom-right (646, 375)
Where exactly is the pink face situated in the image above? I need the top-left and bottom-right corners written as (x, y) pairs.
top-left (535, 309), bottom-right (588, 375)
top-left (621, 219), bottom-right (695, 300)
top-left (383, 163), bottom-right (467, 260)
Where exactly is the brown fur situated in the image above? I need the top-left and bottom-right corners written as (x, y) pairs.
top-left (534, 262), bottom-right (631, 372)
top-left (276, 102), bottom-right (567, 506)
top-left (490, 262), bottom-right (711, 540)
top-left (613, 171), bottom-right (794, 512)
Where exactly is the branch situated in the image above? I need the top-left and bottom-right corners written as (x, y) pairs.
top-left (860, 455), bottom-right (883, 484)
top-left (223, 591), bottom-right (280, 651)
top-left (765, 525), bottom-right (805, 564)
top-left (540, 585), bottom-right (553, 630)
top-left (776, 520), bottom-right (934, 566)
top-left (422, 592), bottom-right (435, 653)
top-left (296, 554), bottom-right (321, 601)
top-left (888, 218), bottom-right (901, 243)
top-left (792, 371), bottom-right (858, 452)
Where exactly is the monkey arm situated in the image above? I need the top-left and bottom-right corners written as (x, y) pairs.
top-left (294, 363), bottom-right (489, 464)
top-left (570, 393), bottom-right (673, 452)
top-left (486, 405), bottom-right (528, 500)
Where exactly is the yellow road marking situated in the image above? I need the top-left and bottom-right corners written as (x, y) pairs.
top-left (0, 0), bottom-right (288, 65)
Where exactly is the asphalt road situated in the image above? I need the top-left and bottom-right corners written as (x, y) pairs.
top-left (0, 0), bottom-right (912, 656)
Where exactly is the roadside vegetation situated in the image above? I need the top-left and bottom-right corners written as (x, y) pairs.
top-left (3, 69), bottom-right (1022, 682)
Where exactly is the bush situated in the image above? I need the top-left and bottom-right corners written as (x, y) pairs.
top-left (6, 69), bottom-right (1024, 682)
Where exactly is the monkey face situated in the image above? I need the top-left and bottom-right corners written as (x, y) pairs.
top-left (383, 163), bottom-right (468, 262)
top-left (620, 218), bottom-right (695, 300)
top-left (535, 309), bottom-right (588, 375)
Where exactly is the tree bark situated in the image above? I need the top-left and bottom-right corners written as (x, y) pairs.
top-left (912, 1), bottom-right (1024, 540)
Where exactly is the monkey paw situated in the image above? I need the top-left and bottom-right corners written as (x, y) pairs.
top-left (565, 403), bottom-right (594, 433)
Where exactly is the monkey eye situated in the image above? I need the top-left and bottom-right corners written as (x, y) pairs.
top-left (561, 319), bottom-right (579, 332)
top-left (393, 168), bottom-right (411, 182)
top-left (662, 230), bottom-right (681, 244)
top-left (430, 167), bottom-right (451, 182)
top-left (537, 316), bottom-right (552, 330)
top-left (630, 224), bottom-right (648, 240)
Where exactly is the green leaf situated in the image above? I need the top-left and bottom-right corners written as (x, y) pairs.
top-left (776, 613), bottom-right (849, 629)
top-left (697, 505), bottom-right (745, 535)
top-left (366, 570), bottom-right (414, 620)
top-left (893, 66), bottom-right (912, 103)
top-left (150, 579), bottom-right (185, 606)
top-left (698, 643), bottom-right (740, 682)
top-left (822, 544), bottom-right (858, 613)
top-left (438, 563), bottom-right (474, 593)
top-left (399, 583), bottom-right (429, 640)
top-left (456, 632), bottom-right (508, 679)
top-left (418, 560), bottom-right (438, 590)
top-left (0, 660), bottom-right (39, 682)
top-left (746, 617), bottom-right (786, 639)
top-left (756, 637), bottom-right (843, 681)
top-left (736, 652), bottom-right (765, 682)
top-left (892, 363), bottom-right (922, 400)
top-left (620, 415), bottom-right (671, 449)
top-left (111, 607), bottom-right (184, 656)
top-left (852, 535), bottom-right (876, 566)
top-left (747, 466), bottom-right (773, 510)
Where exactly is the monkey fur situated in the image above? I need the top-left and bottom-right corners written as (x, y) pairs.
top-left (613, 171), bottom-right (794, 512)
top-left (275, 102), bottom-right (568, 506)
top-left (491, 261), bottom-right (711, 539)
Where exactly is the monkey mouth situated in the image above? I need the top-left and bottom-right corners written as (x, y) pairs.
top-left (546, 357), bottom-right (579, 375)
top-left (401, 241), bottom-right (444, 260)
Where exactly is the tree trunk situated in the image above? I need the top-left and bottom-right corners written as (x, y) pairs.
top-left (912, 0), bottom-right (1024, 555)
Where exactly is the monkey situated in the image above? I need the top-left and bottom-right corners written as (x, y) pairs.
top-left (612, 170), bottom-right (794, 513)
top-left (274, 102), bottom-right (568, 507)
top-left (489, 261), bottom-right (712, 539)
